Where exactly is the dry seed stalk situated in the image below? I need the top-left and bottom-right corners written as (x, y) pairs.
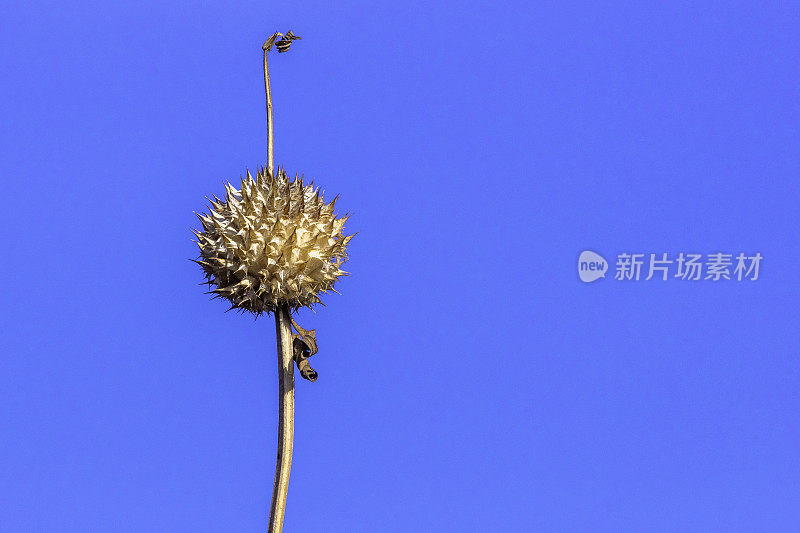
top-left (191, 29), bottom-right (350, 532)
top-left (263, 30), bottom-right (300, 533)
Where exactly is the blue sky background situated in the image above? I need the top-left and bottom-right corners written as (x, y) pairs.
top-left (2, 1), bottom-right (799, 531)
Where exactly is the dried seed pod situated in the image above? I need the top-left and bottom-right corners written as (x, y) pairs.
top-left (192, 166), bottom-right (354, 316)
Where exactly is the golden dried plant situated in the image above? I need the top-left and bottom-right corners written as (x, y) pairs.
top-left (189, 30), bottom-right (353, 533)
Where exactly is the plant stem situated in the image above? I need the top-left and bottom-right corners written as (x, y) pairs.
top-left (263, 46), bottom-right (274, 175)
top-left (269, 303), bottom-right (295, 532)
top-left (264, 36), bottom-right (294, 532)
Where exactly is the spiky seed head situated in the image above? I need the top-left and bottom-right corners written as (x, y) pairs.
top-left (192, 166), bottom-right (354, 317)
